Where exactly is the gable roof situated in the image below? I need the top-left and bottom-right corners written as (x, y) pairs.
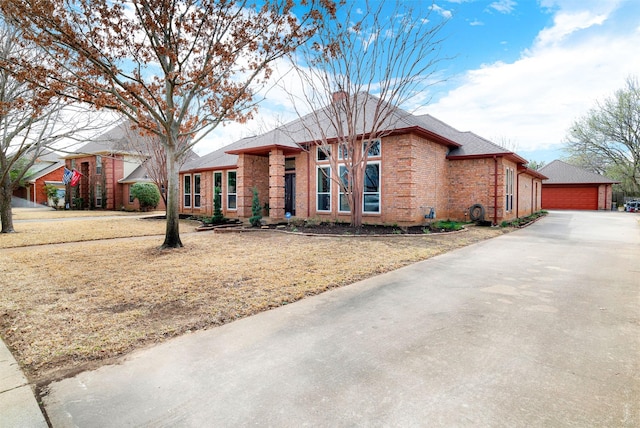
top-left (538, 160), bottom-right (619, 184)
top-left (22, 149), bottom-right (65, 182)
top-left (66, 121), bottom-right (142, 158)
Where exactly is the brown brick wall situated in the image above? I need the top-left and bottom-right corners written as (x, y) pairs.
top-left (237, 154), bottom-right (270, 218)
top-left (31, 167), bottom-right (65, 205)
top-left (447, 157), bottom-right (500, 223)
top-left (516, 172), bottom-right (543, 217)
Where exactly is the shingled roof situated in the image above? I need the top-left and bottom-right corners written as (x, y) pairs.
top-left (67, 121), bottom-right (142, 158)
top-left (183, 92), bottom-right (528, 171)
top-left (538, 160), bottom-right (619, 184)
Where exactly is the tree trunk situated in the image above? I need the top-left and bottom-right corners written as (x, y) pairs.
top-left (350, 161), bottom-right (364, 228)
top-left (0, 173), bottom-right (16, 233)
top-left (161, 145), bottom-right (183, 248)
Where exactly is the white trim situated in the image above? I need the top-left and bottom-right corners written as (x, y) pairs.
top-left (183, 174), bottom-right (192, 208)
top-left (316, 166), bottom-right (331, 212)
top-left (213, 171), bottom-right (223, 209)
top-left (363, 161), bottom-right (381, 214)
top-left (193, 173), bottom-right (201, 208)
top-left (227, 170), bottom-right (237, 211)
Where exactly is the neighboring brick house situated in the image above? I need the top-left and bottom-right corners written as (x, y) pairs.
top-left (179, 93), bottom-right (546, 225)
top-left (64, 121), bottom-right (172, 211)
top-left (539, 160), bottom-right (619, 210)
top-left (12, 150), bottom-right (66, 207)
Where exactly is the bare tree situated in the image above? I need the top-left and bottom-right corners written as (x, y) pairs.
top-left (286, 0), bottom-right (449, 227)
top-left (0, 0), bottom-right (336, 248)
top-left (0, 22), bottom-right (96, 233)
top-left (565, 76), bottom-right (640, 194)
top-left (122, 123), bottom-right (196, 208)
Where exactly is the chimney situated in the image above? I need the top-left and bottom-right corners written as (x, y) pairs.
top-left (332, 91), bottom-right (348, 103)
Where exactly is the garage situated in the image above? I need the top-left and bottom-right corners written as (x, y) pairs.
top-left (542, 185), bottom-right (598, 210)
top-left (538, 160), bottom-right (618, 211)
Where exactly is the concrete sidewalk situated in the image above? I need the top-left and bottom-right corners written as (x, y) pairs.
top-left (0, 339), bottom-right (47, 427)
top-left (38, 211), bottom-right (640, 426)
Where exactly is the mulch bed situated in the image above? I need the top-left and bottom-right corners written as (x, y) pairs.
top-left (268, 222), bottom-right (468, 235)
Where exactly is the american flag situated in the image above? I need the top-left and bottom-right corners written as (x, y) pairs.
top-left (62, 167), bottom-right (73, 185)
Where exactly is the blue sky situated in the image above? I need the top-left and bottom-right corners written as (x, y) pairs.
top-left (196, 0), bottom-right (640, 165)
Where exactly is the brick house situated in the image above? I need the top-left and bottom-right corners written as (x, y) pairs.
top-left (12, 150), bottom-right (65, 207)
top-left (179, 93), bottom-right (546, 225)
top-left (64, 121), bottom-right (170, 211)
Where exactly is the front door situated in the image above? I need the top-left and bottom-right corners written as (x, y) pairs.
top-left (285, 173), bottom-right (296, 216)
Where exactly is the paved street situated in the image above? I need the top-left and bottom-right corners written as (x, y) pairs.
top-left (43, 211), bottom-right (640, 427)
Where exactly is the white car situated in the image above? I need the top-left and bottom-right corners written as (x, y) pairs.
top-left (625, 200), bottom-right (640, 212)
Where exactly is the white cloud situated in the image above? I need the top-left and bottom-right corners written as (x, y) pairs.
top-left (488, 0), bottom-right (517, 14)
top-left (535, 11), bottom-right (607, 47)
top-left (430, 4), bottom-right (453, 19)
top-left (424, 2), bottom-right (640, 153)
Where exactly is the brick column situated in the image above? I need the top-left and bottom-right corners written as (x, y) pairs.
top-left (269, 149), bottom-right (285, 220)
top-left (236, 154), bottom-right (251, 218)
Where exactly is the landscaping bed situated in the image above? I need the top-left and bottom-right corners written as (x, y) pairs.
top-left (269, 219), bottom-right (469, 235)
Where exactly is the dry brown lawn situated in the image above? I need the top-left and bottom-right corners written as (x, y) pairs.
top-left (0, 209), bottom-right (508, 386)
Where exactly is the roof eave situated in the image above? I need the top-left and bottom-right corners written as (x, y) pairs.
top-left (388, 126), bottom-right (461, 148)
top-left (225, 144), bottom-right (302, 156)
top-left (181, 164), bottom-right (238, 174)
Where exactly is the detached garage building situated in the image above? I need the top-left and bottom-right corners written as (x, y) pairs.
top-left (539, 160), bottom-right (619, 210)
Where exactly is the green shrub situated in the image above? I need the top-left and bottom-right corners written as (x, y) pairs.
top-left (130, 182), bottom-right (160, 211)
top-left (431, 220), bottom-right (464, 231)
top-left (211, 186), bottom-right (225, 224)
top-left (249, 187), bottom-right (262, 227)
top-left (44, 184), bottom-right (60, 208)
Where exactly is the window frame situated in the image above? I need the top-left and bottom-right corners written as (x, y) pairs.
top-left (505, 167), bottom-right (514, 212)
top-left (316, 146), bottom-right (330, 162)
top-left (95, 183), bottom-right (102, 207)
top-left (227, 170), bottom-right (237, 210)
top-left (183, 174), bottom-right (192, 208)
top-left (213, 171), bottom-right (222, 209)
top-left (363, 161), bottom-right (381, 214)
top-left (316, 166), bottom-right (331, 212)
top-left (363, 139), bottom-right (381, 158)
top-left (96, 155), bottom-right (102, 175)
top-left (193, 173), bottom-right (201, 208)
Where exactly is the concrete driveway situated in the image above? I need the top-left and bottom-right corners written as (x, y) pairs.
top-left (43, 211), bottom-right (640, 427)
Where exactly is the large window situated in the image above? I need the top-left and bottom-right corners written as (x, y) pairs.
top-left (183, 174), bottom-right (191, 207)
top-left (505, 167), bottom-right (514, 212)
top-left (363, 162), bottom-right (380, 213)
top-left (227, 171), bottom-right (237, 210)
top-left (317, 166), bottom-right (331, 211)
top-left (193, 174), bottom-right (201, 208)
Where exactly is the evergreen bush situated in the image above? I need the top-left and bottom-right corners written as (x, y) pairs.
top-left (249, 187), bottom-right (262, 227)
top-left (211, 186), bottom-right (225, 224)
top-left (130, 182), bottom-right (160, 211)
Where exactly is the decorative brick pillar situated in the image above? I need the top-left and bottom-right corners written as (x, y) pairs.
top-left (269, 149), bottom-right (285, 219)
top-left (236, 154), bottom-right (250, 218)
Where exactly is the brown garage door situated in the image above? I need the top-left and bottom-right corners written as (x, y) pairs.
top-left (542, 186), bottom-right (598, 210)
